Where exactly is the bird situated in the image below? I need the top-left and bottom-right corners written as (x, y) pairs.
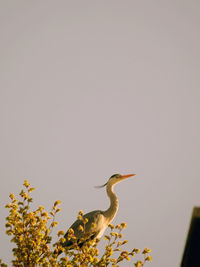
top-left (58, 173), bottom-right (136, 254)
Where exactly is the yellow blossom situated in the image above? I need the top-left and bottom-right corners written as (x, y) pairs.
top-left (133, 248), bottom-right (140, 254)
top-left (145, 255), bottom-right (152, 261)
top-left (54, 200), bottom-right (61, 206)
top-left (135, 261), bottom-right (143, 267)
top-left (57, 230), bottom-right (65, 236)
top-left (142, 248), bottom-right (151, 254)
top-left (9, 194), bottom-right (15, 200)
top-left (28, 187), bottom-right (35, 193)
top-left (78, 225), bottom-right (84, 232)
top-left (121, 222), bottom-right (127, 229)
top-left (23, 180), bottom-right (30, 188)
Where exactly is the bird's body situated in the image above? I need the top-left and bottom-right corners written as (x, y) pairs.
top-left (60, 173), bottom-right (135, 253)
top-left (62, 210), bottom-right (106, 248)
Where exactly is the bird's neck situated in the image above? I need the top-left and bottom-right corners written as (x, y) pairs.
top-left (103, 183), bottom-right (119, 225)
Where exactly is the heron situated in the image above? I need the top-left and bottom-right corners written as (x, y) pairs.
top-left (59, 173), bottom-right (136, 254)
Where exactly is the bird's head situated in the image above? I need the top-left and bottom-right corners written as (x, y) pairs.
top-left (95, 173), bottom-right (136, 188)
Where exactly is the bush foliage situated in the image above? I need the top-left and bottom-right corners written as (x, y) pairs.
top-left (1, 180), bottom-right (152, 266)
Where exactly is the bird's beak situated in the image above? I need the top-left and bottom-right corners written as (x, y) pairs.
top-left (121, 174), bottom-right (136, 180)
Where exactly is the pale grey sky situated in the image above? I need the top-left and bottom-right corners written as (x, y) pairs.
top-left (0, 1), bottom-right (200, 266)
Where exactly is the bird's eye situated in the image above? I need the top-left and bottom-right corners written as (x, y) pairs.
top-left (110, 174), bottom-right (121, 179)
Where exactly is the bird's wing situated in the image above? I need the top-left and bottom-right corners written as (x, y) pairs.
top-left (63, 210), bottom-right (105, 247)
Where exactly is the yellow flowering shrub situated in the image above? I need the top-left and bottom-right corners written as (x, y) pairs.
top-left (1, 181), bottom-right (152, 266)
